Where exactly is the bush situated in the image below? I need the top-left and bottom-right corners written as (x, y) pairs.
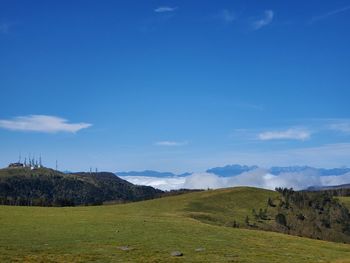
top-left (275, 213), bottom-right (287, 226)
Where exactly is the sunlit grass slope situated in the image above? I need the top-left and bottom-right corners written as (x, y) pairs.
top-left (340, 196), bottom-right (350, 210)
top-left (184, 187), bottom-right (279, 226)
top-left (1, 187), bottom-right (350, 262)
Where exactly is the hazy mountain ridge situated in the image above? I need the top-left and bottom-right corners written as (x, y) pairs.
top-left (270, 166), bottom-right (350, 176)
top-left (208, 164), bottom-right (350, 177)
top-left (307, 184), bottom-right (350, 191)
top-left (206, 164), bottom-right (259, 177)
top-left (117, 165), bottom-right (350, 179)
top-left (116, 170), bottom-right (191, 177)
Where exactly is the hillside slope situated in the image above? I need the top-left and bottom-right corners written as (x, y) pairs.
top-left (0, 167), bottom-right (162, 206)
top-left (1, 187), bottom-right (350, 262)
top-left (185, 187), bottom-right (350, 243)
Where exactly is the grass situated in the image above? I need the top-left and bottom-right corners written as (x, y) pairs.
top-left (185, 187), bottom-right (279, 226)
top-left (339, 196), bottom-right (350, 210)
top-left (1, 187), bottom-right (350, 262)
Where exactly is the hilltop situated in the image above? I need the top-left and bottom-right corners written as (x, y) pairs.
top-left (0, 167), bottom-right (162, 206)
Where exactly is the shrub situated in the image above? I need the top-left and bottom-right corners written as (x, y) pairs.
top-left (275, 213), bottom-right (287, 226)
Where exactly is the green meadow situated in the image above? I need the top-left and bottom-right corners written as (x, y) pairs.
top-left (1, 187), bottom-right (350, 262)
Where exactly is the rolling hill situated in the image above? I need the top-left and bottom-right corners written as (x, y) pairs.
top-left (186, 187), bottom-right (350, 243)
top-left (1, 187), bottom-right (350, 262)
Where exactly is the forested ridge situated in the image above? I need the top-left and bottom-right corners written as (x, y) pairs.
top-left (0, 167), bottom-right (163, 206)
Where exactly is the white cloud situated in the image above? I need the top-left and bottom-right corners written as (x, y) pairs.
top-left (0, 115), bottom-right (92, 133)
top-left (310, 5), bottom-right (350, 23)
top-left (216, 9), bottom-right (235, 23)
top-left (122, 169), bottom-right (350, 191)
top-left (120, 176), bottom-right (185, 191)
top-left (155, 141), bottom-right (188, 146)
top-left (183, 173), bottom-right (226, 189)
top-left (320, 173), bottom-right (350, 186)
top-left (154, 6), bottom-right (177, 13)
top-left (258, 128), bottom-right (311, 141)
top-left (253, 10), bottom-right (274, 30)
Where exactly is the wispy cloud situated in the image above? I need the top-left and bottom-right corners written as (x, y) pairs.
top-left (258, 128), bottom-right (311, 141)
top-left (253, 10), bottom-right (274, 30)
top-left (310, 5), bottom-right (350, 23)
top-left (0, 23), bottom-right (10, 34)
top-left (155, 140), bottom-right (188, 146)
top-left (154, 6), bottom-right (177, 13)
top-left (329, 120), bottom-right (350, 133)
top-left (0, 115), bottom-right (92, 133)
top-left (216, 9), bottom-right (236, 23)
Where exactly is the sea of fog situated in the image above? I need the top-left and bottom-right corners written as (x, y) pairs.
top-left (120, 169), bottom-right (350, 191)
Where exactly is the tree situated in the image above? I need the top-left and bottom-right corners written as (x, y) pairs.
top-left (268, 197), bottom-right (275, 207)
top-left (275, 213), bottom-right (287, 226)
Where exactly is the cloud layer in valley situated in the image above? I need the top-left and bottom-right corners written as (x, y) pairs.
top-left (122, 169), bottom-right (350, 191)
top-left (0, 115), bottom-right (92, 133)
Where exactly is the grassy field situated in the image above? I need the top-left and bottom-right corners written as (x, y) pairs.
top-left (339, 196), bottom-right (350, 210)
top-left (1, 187), bottom-right (350, 262)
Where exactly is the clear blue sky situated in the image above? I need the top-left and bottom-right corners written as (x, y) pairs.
top-left (1, 0), bottom-right (349, 172)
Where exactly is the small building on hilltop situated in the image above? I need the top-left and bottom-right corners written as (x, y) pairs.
top-left (8, 162), bottom-right (24, 168)
top-left (8, 154), bottom-right (44, 169)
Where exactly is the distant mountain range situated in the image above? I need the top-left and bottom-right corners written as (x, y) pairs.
top-left (116, 165), bottom-right (350, 178)
top-left (209, 165), bottom-right (350, 177)
top-left (116, 170), bottom-right (191, 177)
top-left (307, 184), bottom-right (350, 191)
top-left (206, 164), bottom-right (259, 177)
top-left (269, 166), bottom-right (350, 176)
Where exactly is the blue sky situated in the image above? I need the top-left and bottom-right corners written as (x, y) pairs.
top-left (0, 0), bottom-right (350, 172)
